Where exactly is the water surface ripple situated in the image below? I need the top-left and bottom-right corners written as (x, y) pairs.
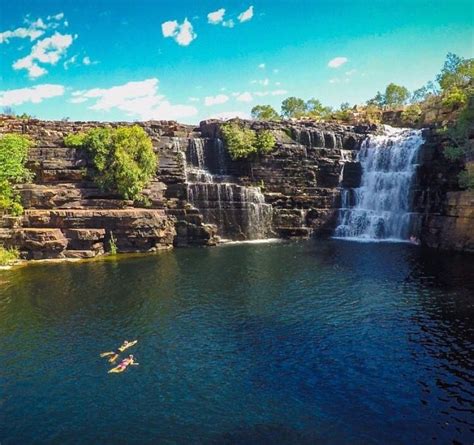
top-left (0, 240), bottom-right (473, 444)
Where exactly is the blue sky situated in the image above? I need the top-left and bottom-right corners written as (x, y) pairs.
top-left (1, 0), bottom-right (473, 123)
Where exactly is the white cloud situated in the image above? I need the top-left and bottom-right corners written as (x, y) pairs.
top-left (0, 14), bottom-right (67, 44)
top-left (47, 13), bottom-right (64, 21)
top-left (0, 84), bottom-right (64, 106)
top-left (207, 8), bottom-right (225, 24)
top-left (70, 78), bottom-right (198, 120)
top-left (204, 94), bottom-right (229, 106)
top-left (273, 68), bottom-right (279, 74)
top-left (345, 69), bottom-right (357, 76)
top-left (222, 20), bottom-right (234, 28)
top-left (13, 32), bottom-right (74, 78)
top-left (188, 97), bottom-right (200, 102)
top-left (238, 6), bottom-right (254, 23)
top-left (235, 92), bottom-right (253, 102)
top-left (207, 110), bottom-right (250, 120)
top-left (69, 97), bottom-right (88, 104)
top-left (63, 54), bottom-right (77, 69)
top-left (329, 78), bottom-right (340, 84)
top-left (82, 56), bottom-right (91, 65)
top-left (328, 57), bottom-right (348, 68)
top-left (258, 63), bottom-right (265, 69)
top-left (254, 89), bottom-right (287, 97)
top-left (162, 20), bottom-right (178, 37)
top-left (161, 18), bottom-right (196, 46)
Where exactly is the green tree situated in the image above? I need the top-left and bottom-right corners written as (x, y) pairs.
top-left (64, 125), bottom-right (157, 200)
top-left (221, 123), bottom-right (275, 160)
top-left (281, 97), bottom-right (306, 119)
top-left (0, 134), bottom-right (33, 216)
top-left (366, 91), bottom-right (385, 107)
top-left (251, 104), bottom-right (280, 121)
top-left (305, 98), bottom-right (332, 120)
top-left (384, 83), bottom-right (410, 107)
top-left (437, 53), bottom-right (474, 93)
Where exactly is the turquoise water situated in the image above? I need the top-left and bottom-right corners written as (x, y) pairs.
top-left (1, 240), bottom-right (473, 444)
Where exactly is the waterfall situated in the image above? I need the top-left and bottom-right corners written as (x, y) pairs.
top-left (335, 126), bottom-right (423, 241)
top-left (185, 138), bottom-right (273, 240)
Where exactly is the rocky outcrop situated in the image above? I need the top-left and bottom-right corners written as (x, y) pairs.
top-left (1, 114), bottom-right (471, 258)
top-left (421, 191), bottom-right (474, 252)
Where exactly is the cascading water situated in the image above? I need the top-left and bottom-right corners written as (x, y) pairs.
top-left (335, 126), bottom-right (423, 241)
top-left (185, 138), bottom-right (273, 240)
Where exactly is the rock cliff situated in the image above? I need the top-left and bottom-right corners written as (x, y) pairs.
top-left (0, 115), bottom-right (472, 259)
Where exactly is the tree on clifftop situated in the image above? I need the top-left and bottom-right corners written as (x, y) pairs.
top-left (251, 104), bottom-right (280, 121)
top-left (281, 97), bottom-right (307, 119)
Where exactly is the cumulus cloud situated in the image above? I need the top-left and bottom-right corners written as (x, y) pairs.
top-left (328, 57), bottom-right (348, 68)
top-left (70, 78), bottom-right (198, 120)
top-left (13, 32), bottom-right (74, 78)
top-left (0, 13), bottom-right (66, 44)
top-left (161, 18), bottom-right (196, 46)
top-left (238, 6), bottom-right (254, 23)
top-left (235, 92), bottom-right (253, 102)
top-left (254, 89), bottom-right (288, 97)
top-left (0, 84), bottom-right (64, 106)
top-left (207, 8), bottom-right (225, 24)
top-left (204, 94), bottom-right (229, 106)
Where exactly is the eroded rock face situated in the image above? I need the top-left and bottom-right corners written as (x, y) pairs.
top-left (4, 115), bottom-right (470, 256)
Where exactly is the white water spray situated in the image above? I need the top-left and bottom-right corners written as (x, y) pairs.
top-left (335, 126), bottom-right (424, 241)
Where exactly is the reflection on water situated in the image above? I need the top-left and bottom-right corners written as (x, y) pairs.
top-left (0, 240), bottom-right (473, 444)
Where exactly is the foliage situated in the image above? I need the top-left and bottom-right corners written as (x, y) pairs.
top-left (221, 122), bottom-right (275, 160)
top-left (367, 83), bottom-right (409, 108)
top-left (441, 86), bottom-right (467, 108)
top-left (108, 232), bottom-right (118, 255)
top-left (281, 97), bottom-right (307, 119)
top-left (254, 130), bottom-right (276, 154)
top-left (384, 83), bottom-right (410, 107)
top-left (0, 246), bottom-right (19, 266)
top-left (251, 105), bottom-right (280, 121)
top-left (64, 126), bottom-right (157, 200)
top-left (0, 134), bottom-right (33, 215)
top-left (411, 81), bottom-right (438, 103)
top-left (306, 98), bottom-right (332, 120)
top-left (64, 132), bottom-right (86, 148)
top-left (401, 104), bottom-right (422, 125)
top-left (458, 166), bottom-right (474, 190)
top-left (443, 145), bottom-right (465, 161)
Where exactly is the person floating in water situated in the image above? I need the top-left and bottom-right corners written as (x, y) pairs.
top-left (409, 235), bottom-right (420, 245)
top-left (108, 354), bottom-right (139, 373)
top-left (100, 340), bottom-right (138, 363)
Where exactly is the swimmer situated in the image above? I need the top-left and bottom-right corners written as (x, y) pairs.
top-left (100, 340), bottom-right (138, 363)
top-left (108, 354), bottom-right (139, 373)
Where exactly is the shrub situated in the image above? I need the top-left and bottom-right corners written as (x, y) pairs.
top-left (255, 130), bottom-right (276, 154)
top-left (441, 87), bottom-right (467, 108)
top-left (64, 126), bottom-right (157, 200)
top-left (444, 145), bottom-right (465, 161)
top-left (64, 132), bottom-right (86, 147)
top-left (108, 232), bottom-right (118, 255)
top-left (0, 134), bottom-right (33, 215)
top-left (221, 123), bottom-right (276, 160)
top-left (401, 104), bottom-right (422, 125)
top-left (458, 167), bottom-right (474, 190)
top-left (0, 246), bottom-right (19, 266)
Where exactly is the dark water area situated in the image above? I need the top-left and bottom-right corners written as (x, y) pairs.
top-left (1, 240), bottom-right (473, 444)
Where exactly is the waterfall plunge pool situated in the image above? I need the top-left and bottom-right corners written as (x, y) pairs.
top-left (1, 239), bottom-right (473, 444)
